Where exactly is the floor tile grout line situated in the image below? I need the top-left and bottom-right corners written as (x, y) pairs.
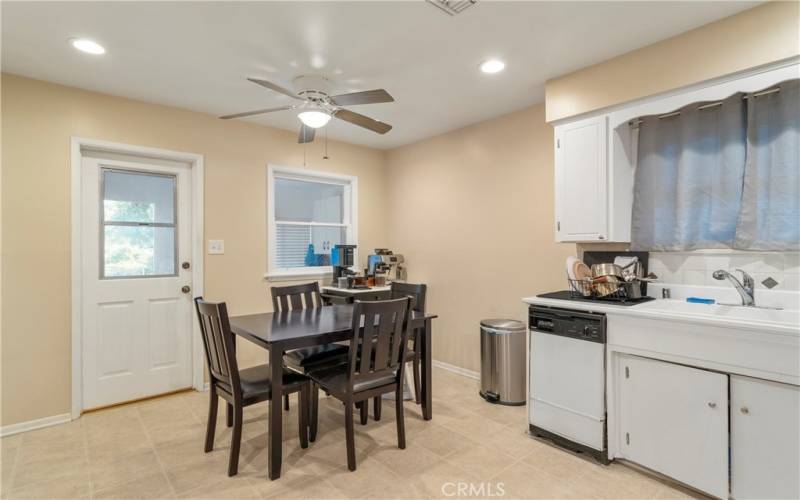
top-left (134, 406), bottom-right (178, 498)
top-left (81, 418), bottom-right (95, 500)
top-left (5, 433), bottom-right (21, 494)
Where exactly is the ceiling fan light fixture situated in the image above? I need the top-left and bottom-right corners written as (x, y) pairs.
top-left (480, 59), bottom-right (505, 74)
top-left (297, 110), bottom-right (331, 129)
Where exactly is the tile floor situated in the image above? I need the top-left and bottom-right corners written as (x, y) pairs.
top-left (0, 367), bottom-right (701, 499)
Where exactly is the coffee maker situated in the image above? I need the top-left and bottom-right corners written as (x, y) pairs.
top-left (367, 249), bottom-right (406, 282)
top-left (331, 244), bottom-right (357, 282)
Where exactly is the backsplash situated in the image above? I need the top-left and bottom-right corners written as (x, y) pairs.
top-left (648, 252), bottom-right (800, 291)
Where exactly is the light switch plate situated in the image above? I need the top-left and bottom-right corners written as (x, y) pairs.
top-left (208, 240), bottom-right (224, 255)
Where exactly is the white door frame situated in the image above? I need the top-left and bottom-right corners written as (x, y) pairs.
top-left (71, 137), bottom-right (205, 419)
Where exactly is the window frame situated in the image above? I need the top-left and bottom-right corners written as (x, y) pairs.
top-left (266, 164), bottom-right (358, 281)
top-left (99, 167), bottom-right (179, 280)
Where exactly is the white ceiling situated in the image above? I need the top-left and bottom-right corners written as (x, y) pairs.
top-left (2, 1), bottom-right (758, 149)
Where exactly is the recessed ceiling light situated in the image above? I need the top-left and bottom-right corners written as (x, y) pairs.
top-left (480, 59), bottom-right (505, 74)
top-left (69, 38), bottom-right (105, 55)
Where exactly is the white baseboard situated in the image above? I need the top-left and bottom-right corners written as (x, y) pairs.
top-left (0, 413), bottom-right (72, 437)
top-left (432, 360), bottom-right (480, 380)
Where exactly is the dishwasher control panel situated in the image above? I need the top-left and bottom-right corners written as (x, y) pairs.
top-left (529, 306), bottom-right (606, 343)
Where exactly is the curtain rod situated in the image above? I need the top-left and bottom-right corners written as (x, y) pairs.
top-left (628, 87), bottom-right (781, 127)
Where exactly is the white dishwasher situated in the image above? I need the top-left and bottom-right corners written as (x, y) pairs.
top-left (529, 305), bottom-right (608, 463)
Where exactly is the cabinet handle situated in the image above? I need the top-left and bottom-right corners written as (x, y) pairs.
top-left (740, 407), bottom-right (749, 415)
top-left (707, 402), bottom-right (717, 409)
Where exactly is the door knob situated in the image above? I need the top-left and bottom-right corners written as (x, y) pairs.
top-left (181, 285), bottom-right (191, 294)
top-left (740, 407), bottom-right (749, 415)
top-left (182, 262), bottom-right (191, 270)
top-left (707, 402), bottom-right (717, 409)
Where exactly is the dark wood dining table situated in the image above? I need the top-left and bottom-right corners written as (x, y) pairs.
top-left (229, 303), bottom-right (437, 480)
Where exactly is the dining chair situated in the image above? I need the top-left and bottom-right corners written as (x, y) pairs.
top-left (270, 282), bottom-right (349, 439)
top-left (309, 297), bottom-right (412, 471)
top-left (390, 282), bottom-right (427, 404)
top-left (194, 297), bottom-right (310, 476)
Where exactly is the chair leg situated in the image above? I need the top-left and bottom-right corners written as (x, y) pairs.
top-left (373, 396), bottom-right (382, 421)
top-left (359, 400), bottom-right (368, 425)
top-left (395, 387), bottom-right (406, 449)
top-left (227, 404), bottom-right (243, 477)
top-left (284, 394), bottom-right (290, 411)
top-left (413, 356), bottom-right (422, 404)
top-left (204, 386), bottom-right (218, 452)
top-left (226, 403), bottom-right (233, 427)
top-left (298, 386), bottom-right (309, 449)
top-left (345, 400), bottom-right (356, 471)
top-left (309, 383), bottom-right (319, 442)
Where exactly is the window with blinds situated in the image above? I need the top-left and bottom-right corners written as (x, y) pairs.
top-left (267, 166), bottom-right (356, 278)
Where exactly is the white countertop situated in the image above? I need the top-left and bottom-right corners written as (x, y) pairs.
top-left (523, 286), bottom-right (800, 336)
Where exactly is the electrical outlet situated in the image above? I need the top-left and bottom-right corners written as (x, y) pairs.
top-left (208, 240), bottom-right (224, 255)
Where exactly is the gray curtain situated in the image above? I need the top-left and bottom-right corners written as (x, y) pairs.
top-left (631, 92), bottom-right (747, 251)
top-left (734, 79), bottom-right (800, 251)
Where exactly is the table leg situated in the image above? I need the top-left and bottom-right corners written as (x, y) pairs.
top-left (268, 346), bottom-right (283, 480)
top-left (421, 318), bottom-right (432, 420)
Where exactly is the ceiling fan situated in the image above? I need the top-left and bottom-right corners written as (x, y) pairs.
top-left (220, 75), bottom-right (394, 143)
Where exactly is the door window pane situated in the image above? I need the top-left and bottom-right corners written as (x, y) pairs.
top-left (274, 178), bottom-right (344, 224)
top-left (101, 168), bottom-right (177, 278)
top-left (103, 170), bottom-right (175, 223)
top-left (104, 226), bottom-right (175, 277)
top-left (275, 224), bottom-right (346, 268)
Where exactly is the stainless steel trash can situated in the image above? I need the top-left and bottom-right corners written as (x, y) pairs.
top-left (480, 319), bottom-right (526, 406)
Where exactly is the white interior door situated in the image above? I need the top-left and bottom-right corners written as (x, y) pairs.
top-left (81, 157), bottom-right (193, 410)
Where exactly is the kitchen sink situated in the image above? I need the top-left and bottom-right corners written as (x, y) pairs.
top-left (637, 299), bottom-right (800, 330)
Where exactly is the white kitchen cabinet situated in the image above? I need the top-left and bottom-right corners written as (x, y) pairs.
top-left (731, 375), bottom-right (800, 500)
top-left (554, 115), bottom-right (609, 242)
top-left (617, 355), bottom-right (728, 499)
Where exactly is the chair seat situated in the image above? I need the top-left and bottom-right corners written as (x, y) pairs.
top-left (284, 344), bottom-right (349, 373)
top-left (231, 364), bottom-right (306, 399)
top-left (310, 364), bottom-right (398, 395)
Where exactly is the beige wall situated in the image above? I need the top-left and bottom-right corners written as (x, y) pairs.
top-left (385, 104), bottom-right (575, 372)
top-left (546, 2), bottom-right (800, 122)
top-left (0, 74), bottom-right (388, 426)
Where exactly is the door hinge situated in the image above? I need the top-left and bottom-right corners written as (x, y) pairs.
top-left (557, 221), bottom-right (561, 231)
top-left (557, 139), bottom-right (561, 148)
top-left (626, 432), bottom-right (630, 445)
top-left (625, 366), bottom-right (629, 379)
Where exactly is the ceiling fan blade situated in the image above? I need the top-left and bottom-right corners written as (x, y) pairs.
top-left (330, 89), bottom-right (394, 106)
top-left (334, 109), bottom-right (392, 134)
top-left (247, 78), bottom-right (302, 100)
top-left (298, 125), bottom-right (316, 144)
top-left (219, 105), bottom-right (295, 120)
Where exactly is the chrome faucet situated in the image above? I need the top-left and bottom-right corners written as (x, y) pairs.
top-left (712, 269), bottom-right (755, 307)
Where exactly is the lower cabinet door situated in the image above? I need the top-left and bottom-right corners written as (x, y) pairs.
top-left (618, 355), bottom-right (728, 498)
top-left (731, 375), bottom-right (800, 500)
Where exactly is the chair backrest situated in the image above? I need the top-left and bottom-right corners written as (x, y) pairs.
top-left (390, 282), bottom-right (427, 314)
top-left (271, 282), bottom-right (323, 311)
top-left (194, 297), bottom-right (240, 395)
top-left (347, 297), bottom-right (411, 391)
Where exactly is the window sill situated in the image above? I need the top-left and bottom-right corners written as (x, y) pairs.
top-left (264, 270), bottom-right (333, 282)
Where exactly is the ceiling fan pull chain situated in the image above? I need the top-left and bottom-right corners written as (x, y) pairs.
top-left (324, 127), bottom-right (329, 160)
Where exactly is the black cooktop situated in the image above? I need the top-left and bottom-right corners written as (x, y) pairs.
top-left (537, 290), bottom-right (655, 306)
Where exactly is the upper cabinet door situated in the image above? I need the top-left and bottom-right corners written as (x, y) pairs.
top-left (731, 375), bottom-right (800, 500)
top-left (554, 115), bottom-right (608, 242)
